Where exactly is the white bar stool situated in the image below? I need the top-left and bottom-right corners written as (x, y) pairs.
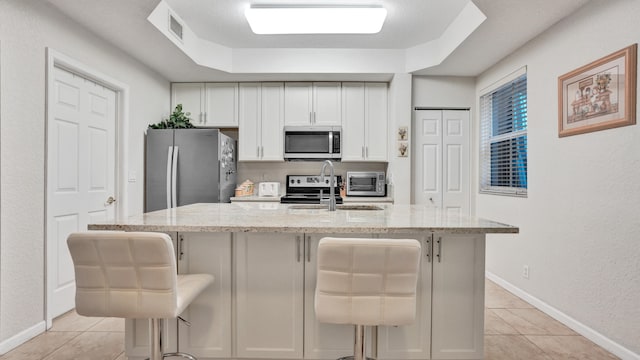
top-left (315, 237), bottom-right (421, 360)
top-left (67, 231), bottom-right (214, 360)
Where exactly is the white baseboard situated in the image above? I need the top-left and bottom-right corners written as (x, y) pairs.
top-left (486, 271), bottom-right (639, 360)
top-left (0, 321), bottom-right (46, 355)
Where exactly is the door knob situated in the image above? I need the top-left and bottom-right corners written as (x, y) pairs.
top-left (105, 196), bottom-right (116, 205)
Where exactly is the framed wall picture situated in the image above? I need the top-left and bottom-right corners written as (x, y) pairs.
top-left (558, 44), bottom-right (637, 137)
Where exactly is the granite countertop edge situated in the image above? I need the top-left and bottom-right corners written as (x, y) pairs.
top-left (88, 203), bottom-right (518, 235)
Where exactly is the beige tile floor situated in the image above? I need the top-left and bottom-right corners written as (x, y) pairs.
top-left (0, 280), bottom-right (619, 360)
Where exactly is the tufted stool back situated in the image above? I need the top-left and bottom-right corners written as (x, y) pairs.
top-left (315, 237), bottom-right (421, 326)
top-left (67, 231), bottom-right (213, 360)
top-left (68, 231), bottom-right (181, 319)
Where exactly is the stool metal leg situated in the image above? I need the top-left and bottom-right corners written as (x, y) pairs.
top-left (148, 318), bottom-right (199, 360)
top-left (150, 318), bottom-right (163, 360)
top-left (354, 325), bottom-right (366, 360)
top-left (338, 324), bottom-right (372, 360)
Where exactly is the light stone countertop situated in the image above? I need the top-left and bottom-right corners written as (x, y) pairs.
top-left (89, 203), bottom-right (518, 234)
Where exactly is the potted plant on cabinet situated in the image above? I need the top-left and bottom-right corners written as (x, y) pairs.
top-left (148, 104), bottom-right (195, 129)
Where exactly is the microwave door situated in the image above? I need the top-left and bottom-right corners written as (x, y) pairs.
top-left (285, 132), bottom-right (333, 159)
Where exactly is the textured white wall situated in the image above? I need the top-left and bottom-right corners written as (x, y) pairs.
top-left (0, 0), bottom-right (169, 348)
top-left (387, 73), bottom-right (413, 204)
top-left (476, 0), bottom-right (640, 356)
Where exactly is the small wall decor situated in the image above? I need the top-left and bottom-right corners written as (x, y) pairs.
top-left (558, 44), bottom-right (637, 137)
top-left (397, 126), bottom-right (408, 140)
top-left (397, 141), bottom-right (409, 157)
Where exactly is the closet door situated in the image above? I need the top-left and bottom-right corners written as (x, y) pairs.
top-left (413, 109), bottom-right (470, 216)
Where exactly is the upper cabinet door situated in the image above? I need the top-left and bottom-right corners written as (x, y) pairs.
top-left (171, 83), bottom-right (205, 125)
top-left (238, 83), bottom-right (262, 161)
top-left (364, 83), bottom-right (388, 161)
top-left (204, 83), bottom-right (239, 127)
top-left (260, 83), bottom-right (285, 161)
top-left (284, 82), bottom-right (313, 126)
top-left (284, 82), bottom-right (341, 126)
top-left (238, 83), bottom-right (285, 162)
top-left (313, 82), bottom-right (342, 126)
top-left (341, 82), bottom-right (366, 161)
top-left (341, 82), bottom-right (388, 162)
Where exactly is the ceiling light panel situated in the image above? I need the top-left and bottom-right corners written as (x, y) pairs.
top-left (245, 5), bottom-right (387, 34)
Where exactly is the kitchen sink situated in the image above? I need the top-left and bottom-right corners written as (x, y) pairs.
top-left (287, 204), bottom-right (327, 210)
top-left (337, 204), bottom-right (384, 211)
top-left (287, 204), bottom-right (383, 211)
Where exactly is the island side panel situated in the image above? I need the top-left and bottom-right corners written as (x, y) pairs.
top-left (431, 233), bottom-right (486, 360)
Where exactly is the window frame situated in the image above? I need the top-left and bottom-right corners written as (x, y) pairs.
top-left (479, 67), bottom-right (528, 197)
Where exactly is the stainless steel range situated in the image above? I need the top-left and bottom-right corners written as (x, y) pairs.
top-left (280, 175), bottom-right (343, 204)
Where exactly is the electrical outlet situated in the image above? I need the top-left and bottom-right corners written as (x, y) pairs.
top-left (522, 265), bottom-right (530, 279)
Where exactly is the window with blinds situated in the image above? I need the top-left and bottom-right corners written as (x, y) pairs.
top-left (479, 69), bottom-right (528, 196)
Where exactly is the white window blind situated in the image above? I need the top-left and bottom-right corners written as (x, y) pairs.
top-left (480, 69), bottom-right (528, 196)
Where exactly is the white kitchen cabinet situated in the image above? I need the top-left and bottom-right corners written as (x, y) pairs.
top-left (205, 83), bottom-right (238, 127)
top-left (176, 232), bottom-right (232, 359)
top-left (377, 233), bottom-right (432, 360)
top-left (342, 83), bottom-right (388, 161)
top-left (284, 82), bottom-right (342, 126)
top-left (430, 234), bottom-right (485, 360)
top-left (171, 82), bottom-right (239, 127)
top-left (235, 233), bottom-right (304, 359)
top-left (171, 83), bottom-right (204, 123)
top-left (238, 83), bottom-right (285, 161)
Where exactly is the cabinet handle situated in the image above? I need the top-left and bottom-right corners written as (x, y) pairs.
top-left (257, 146), bottom-right (260, 157)
top-left (362, 146), bottom-right (365, 158)
top-left (261, 146), bottom-right (264, 158)
top-left (309, 112), bottom-right (313, 124)
top-left (425, 235), bottom-right (432, 263)
top-left (179, 234), bottom-right (185, 261)
top-left (296, 236), bottom-right (301, 262)
top-left (204, 112), bottom-right (207, 123)
top-left (199, 112), bottom-right (203, 123)
top-left (366, 146), bottom-right (369, 158)
top-left (436, 237), bottom-right (442, 263)
top-left (306, 236), bottom-right (311, 262)
top-left (313, 112), bottom-right (316, 124)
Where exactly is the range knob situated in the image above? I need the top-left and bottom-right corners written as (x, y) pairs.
top-left (325, 179), bottom-right (329, 184)
top-left (296, 179), bottom-right (301, 184)
top-left (290, 179), bottom-right (295, 184)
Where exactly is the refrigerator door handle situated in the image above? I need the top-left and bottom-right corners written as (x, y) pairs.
top-left (172, 146), bottom-right (179, 208)
top-left (166, 146), bottom-right (173, 209)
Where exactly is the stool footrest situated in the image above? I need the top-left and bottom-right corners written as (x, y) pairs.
top-left (163, 352), bottom-right (198, 360)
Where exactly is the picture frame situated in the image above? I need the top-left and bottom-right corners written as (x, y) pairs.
top-left (397, 141), bottom-right (408, 157)
top-left (558, 44), bottom-right (637, 137)
top-left (397, 126), bottom-right (408, 140)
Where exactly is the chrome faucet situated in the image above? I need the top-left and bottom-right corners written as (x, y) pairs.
top-left (320, 160), bottom-right (336, 211)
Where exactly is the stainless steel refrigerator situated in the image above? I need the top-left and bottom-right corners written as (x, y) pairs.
top-left (145, 129), bottom-right (237, 212)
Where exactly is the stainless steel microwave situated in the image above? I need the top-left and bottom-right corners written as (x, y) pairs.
top-left (346, 171), bottom-right (386, 196)
top-left (284, 126), bottom-right (341, 160)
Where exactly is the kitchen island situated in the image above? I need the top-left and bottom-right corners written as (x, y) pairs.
top-left (89, 203), bottom-right (518, 360)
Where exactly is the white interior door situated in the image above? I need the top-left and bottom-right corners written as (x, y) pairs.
top-left (46, 65), bottom-right (117, 320)
top-left (442, 110), bottom-right (470, 217)
top-left (414, 110), bottom-right (443, 208)
top-left (413, 109), bottom-right (470, 215)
